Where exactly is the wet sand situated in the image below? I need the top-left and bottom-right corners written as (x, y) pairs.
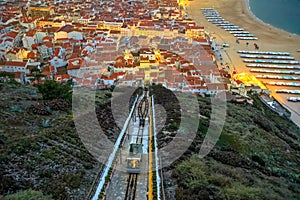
top-left (186, 0), bottom-right (300, 127)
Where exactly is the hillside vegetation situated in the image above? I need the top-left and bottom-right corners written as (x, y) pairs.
top-left (0, 82), bottom-right (111, 199)
top-left (1, 83), bottom-right (299, 200)
top-left (152, 85), bottom-right (300, 200)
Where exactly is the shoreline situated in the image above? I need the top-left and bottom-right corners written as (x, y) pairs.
top-left (186, 0), bottom-right (300, 127)
top-left (236, 0), bottom-right (300, 45)
top-left (245, 0), bottom-right (300, 37)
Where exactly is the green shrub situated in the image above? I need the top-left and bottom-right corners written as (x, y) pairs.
top-left (5, 189), bottom-right (52, 200)
top-left (34, 80), bottom-right (72, 103)
top-left (208, 174), bottom-right (232, 187)
top-left (217, 132), bottom-right (245, 153)
top-left (175, 157), bottom-right (208, 188)
top-left (43, 182), bottom-right (68, 199)
top-left (38, 168), bottom-right (55, 178)
top-left (223, 184), bottom-right (262, 200)
top-left (168, 121), bottom-right (179, 131)
top-left (62, 172), bottom-right (82, 188)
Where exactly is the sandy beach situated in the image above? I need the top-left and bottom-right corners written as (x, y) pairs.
top-left (186, 0), bottom-right (300, 127)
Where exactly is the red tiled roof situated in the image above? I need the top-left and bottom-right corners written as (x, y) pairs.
top-left (139, 20), bottom-right (155, 27)
top-left (193, 38), bottom-right (208, 43)
top-left (41, 65), bottom-right (55, 76)
top-left (23, 17), bottom-right (36, 23)
top-left (26, 29), bottom-right (37, 37)
top-left (67, 58), bottom-right (82, 70)
top-left (207, 83), bottom-right (228, 91)
top-left (57, 25), bottom-right (74, 33)
top-left (31, 43), bottom-right (39, 50)
top-left (56, 74), bottom-right (70, 82)
top-left (5, 31), bottom-right (18, 39)
top-left (43, 36), bottom-right (53, 41)
top-left (44, 41), bottom-right (53, 48)
top-left (4, 61), bottom-right (27, 67)
top-left (5, 38), bottom-right (14, 42)
top-left (27, 51), bottom-right (36, 59)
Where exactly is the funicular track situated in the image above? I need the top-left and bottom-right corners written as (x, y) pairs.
top-left (89, 87), bottom-right (161, 200)
top-left (124, 89), bottom-right (149, 200)
top-left (124, 173), bottom-right (138, 200)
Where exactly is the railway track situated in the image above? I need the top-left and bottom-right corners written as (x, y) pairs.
top-left (124, 89), bottom-right (149, 200)
top-left (124, 174), bottom-right (138, 200)
top-left (90, 87), bottom-right (159, 200)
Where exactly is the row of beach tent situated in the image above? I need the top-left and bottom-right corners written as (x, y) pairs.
top-left (201, 8), bottom-right (257, 40)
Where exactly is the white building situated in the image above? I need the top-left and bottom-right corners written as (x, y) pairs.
top-left (22, 30), bottom-right (37, 50)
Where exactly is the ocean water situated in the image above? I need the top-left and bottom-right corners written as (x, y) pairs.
top-left (249, 0), bottom-right (300, 35)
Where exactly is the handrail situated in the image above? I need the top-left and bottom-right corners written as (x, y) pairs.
top-left (90, 95), bottom-right (139, 200)
top-left (152, 95), bottom-right (161, 200)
